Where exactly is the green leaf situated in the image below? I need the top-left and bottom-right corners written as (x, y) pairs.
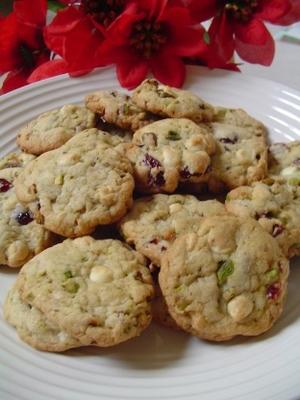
top-left (48, 0), bottom-right (65, 12)
top-left (166, 130), bottom-right (181, 141)
top-left (217, 260), bottom-right (234, 285)
top-left (203, 32), bottom-right (210, 45)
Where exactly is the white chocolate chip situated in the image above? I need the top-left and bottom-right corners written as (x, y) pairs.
top-left (90, 266), bottom-right (113, 283)
top-left (281, 166), bottom-right (299, 178)
top-left (169, 203), bottom-right (183, 214)
top-left (227, 294), bottom-right (253, 322)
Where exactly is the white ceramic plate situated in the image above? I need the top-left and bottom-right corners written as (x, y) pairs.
top-left (1, 66), bottom-right (300, 400)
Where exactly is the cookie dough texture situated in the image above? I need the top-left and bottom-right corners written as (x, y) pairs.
top-left (0, 152), bottom-right (35, 170)
top-left (207, 118), bottom-right (268, 192)
top-left (85, 90), bottom-right (158, 131)
top-left (0, 168), bottom-right (54, 267)
top-left (125, 118), bottom-right (216, 193)
top-left (132, 79), bottom-right (215, 123)
top-left (18, 237), bottom-right (154, 347)
top-left (159, 215), bottom-right (289, 341)
top-left (269, 141), bottom-right (300, 181)
top-left (15, 129), bottom-right (134, 237)
top-left (214, 107), bottom-right (264, 129)
top-left (4, 281), bottom-right (81, 352)
top-left (17, 105), bottom-right (96, 155)
top-left (226, 179), bottom-right (300, 258)
top-left (119, 194), bottom-right (226, 265)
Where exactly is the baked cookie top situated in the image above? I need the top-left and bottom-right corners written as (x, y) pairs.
top-left (0, 152), bottom-right (35, 170)
top-left (207, 120), bottom-right (268, 192)
top-left (119, 194), bottom-right (226, 265)
top-left (4, 281), bottom-right (81, 352)
top-left (226, 179), bottom-right (300, 258)
top-left (125, 118), bottom-right (216, 193)
top-left (15, 129), bottom-right (134, 237)
top-left (269, 141), bottom-right (300, 182)
top-left (19, 237), bottom-right (154, 347)
top-left (214, 107), bottom-right (264, 129)
top-left (85, 90), bottom-right (158, 131)
top-left (159, 215), bottom-right (289, 341)
top-left (0, 167), bottom-right (54, 267)
top-left (17, 105), bottom-right (96, 155)
top-left (132, 79), bottom-right (215, 123)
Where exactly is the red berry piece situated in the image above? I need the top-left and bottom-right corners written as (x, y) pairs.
top-left (0, 178), bottom-right (12, 192)
top-left (16, 210), bottom-right (33, 225)
top-left (267, 283), bottom-right (280, 300)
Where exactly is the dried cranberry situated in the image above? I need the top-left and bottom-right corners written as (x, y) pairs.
top-left (16, 210), bottom-right (33, 225)
top-left (147, 170), bottom-right (165, 187)
top-left (161, 246), bottom-right (167, 251)
top-left (293, 158), bottom-right (300, 166)
top-left (143, 153), bottom-right (161, 168)
top-left (150, 238), bottom-right (158, 244)
top-left (272, 224), bottom-right (284, 237)
top-left (255, 211), bottom-right (273, 220)
top-left (180, 167), bottom-right (192, 179)
top-left (267, 283), bottom-right (280, 300)
top-left (219, 137), bottom-right (237, 144)
top-left (0, 178), bottom-right (12, 192)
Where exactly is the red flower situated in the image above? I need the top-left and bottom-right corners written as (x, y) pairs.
top-left (187, 0), bottom-right (300, 66)
top-left (0, 0), bottom-right (51, 93)
top-left (99, 0), bottom-right (207, 88)
top-left (44, 1), bottom-right (137, 74)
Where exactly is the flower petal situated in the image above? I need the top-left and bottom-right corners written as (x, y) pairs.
top-left (27, 59), bottom-right (69, 83)
top-left (208, 13), bottom-right (235, 62)
top-left (140, 0), bottom-right (168, 19)
top-left (272, 0), bottom-right (300, 25)
top-left (14, 0), bottom-right (47, 48)
top-left (1, 69), bottom-right (29, 94)
top-left (116, 48), bottom-right (148, 89)
top-left (234, 19), bottom-right (275, 65)
top-left (234, 18), bottom-right (272, 45)
top-left (149, 51), bottom-right (186, 87)
top-left (256, 0), bottom-right (290, 22)
top-left (45, 7), bottom-right (105, 72)
top-left (0, 13), bottom-right (20, 73)
top-left (186, 0), bottom-right (218, 23)
top-left (161, 6), bottom-right (207, 56)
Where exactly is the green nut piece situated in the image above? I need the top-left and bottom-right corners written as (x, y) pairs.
top-left (217, 260), bottom-right (234, 285)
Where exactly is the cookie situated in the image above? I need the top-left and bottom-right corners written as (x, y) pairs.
top-left (214, 107), bottom-right (264, 129)
top-left (19, 237), bottom-right (154, 347)
top-left (4, 281), bottom-right (81, 352)
top-left (226, 179), bottom-right (300, 258)
top-left (0, 167), bottom-right (54, 267)
top-left (207, 120), bottom-right (268, 192)
top-left (119, 194), bottom-right (226, 265)
top-left (15, 129), bottom-right (134, 238)
top-left (17, 105), bottom-right (96, 155)
top-left (85, 90), bottom-right (158, 131)
top-left (159, 215), bottom-right (289, 341)
top-left (269, 141), bottom-right (300, 182)
top-left (97, 118), bottom-right (133, 143)
top-left (132, 79), bottom-right (215, 123)
top-left (125, 118), bottom-right (216, 193)
top-left (0, 151), bottom-right (35, 170)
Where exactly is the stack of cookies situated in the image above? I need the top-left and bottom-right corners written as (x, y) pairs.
top-left (1, 79), bottom-right (297, 351)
